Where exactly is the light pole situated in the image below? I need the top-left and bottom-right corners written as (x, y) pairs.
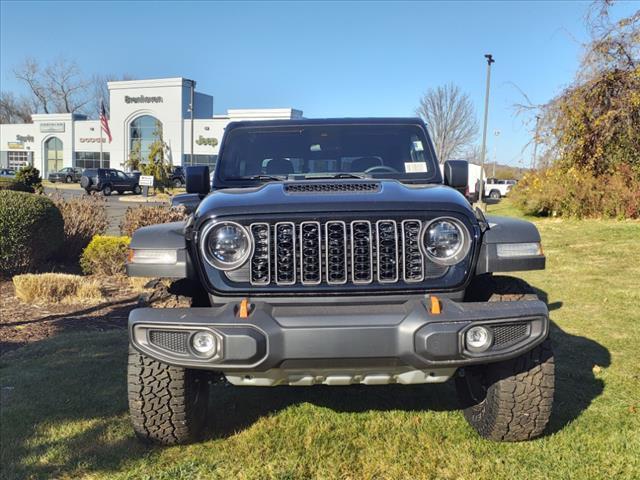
top-left (478, 54), bottom-right (495, 211)
top-left (188, 79), bottom-right (196, 166)
top-left (492, 129), bottom-right (501, 177)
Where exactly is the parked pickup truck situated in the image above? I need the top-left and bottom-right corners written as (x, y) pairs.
top-left (484, 178), bottom-right (517, 200)
top-left (126, 118), bottom-right (553, 445)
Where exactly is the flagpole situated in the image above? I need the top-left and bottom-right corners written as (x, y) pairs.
top-left (100, 123), bottom-right (104, 169)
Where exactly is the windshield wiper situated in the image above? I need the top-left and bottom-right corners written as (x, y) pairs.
top-left (303, 173), bottom-right (370, 180)
top-left (245, 175), bottom-right (287, 182)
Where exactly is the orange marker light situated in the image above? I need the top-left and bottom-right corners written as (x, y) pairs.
top-left (430, 296), bottom-right (441, 315)
top-left (239, 298), bottom-right (250, 319)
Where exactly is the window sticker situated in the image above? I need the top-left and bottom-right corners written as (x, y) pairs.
top-left (404, 162), bottom-right (428, 173)
top-left (412, 140), bottom-right (424, 151)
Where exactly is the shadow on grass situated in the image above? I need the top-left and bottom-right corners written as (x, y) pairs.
top-left (1, 294), bottom-right (610, 478)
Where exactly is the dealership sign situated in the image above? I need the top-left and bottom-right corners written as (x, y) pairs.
top-left (195, 135), bottom-right (218, 147)
top-left (79, 138), bottom-right (107, 143)
top-left (8, 142), bottom-right (24, 149)
top-left (125, 95), bottom-right (163, 104)
top-left (16, 134), bottom-right (34, 143)
top-left (139, 175), bottom-right (154, 187)
top-left (40, 122), bottom-right (65, 133)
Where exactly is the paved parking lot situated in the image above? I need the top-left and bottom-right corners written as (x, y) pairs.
top-left (44, 185), bottom-right (164, 235)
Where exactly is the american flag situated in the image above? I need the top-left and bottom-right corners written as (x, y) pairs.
top-left (100, 100), bottom-right (112, 143)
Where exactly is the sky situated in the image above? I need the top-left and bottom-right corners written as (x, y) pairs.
top-left (1, 0), bottom-right (638, 167)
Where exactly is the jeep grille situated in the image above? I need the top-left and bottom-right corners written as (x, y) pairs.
top-left (243, 218), bottom-right (448, 286)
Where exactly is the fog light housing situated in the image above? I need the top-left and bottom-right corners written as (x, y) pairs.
top-left (191, 331), bottom-right (217, 356)
top-left (465, 326), bottom-right (493, 352)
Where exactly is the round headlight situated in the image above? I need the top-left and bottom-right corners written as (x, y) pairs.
top-left (421, 218), bottom-right (470, 265)
top-left (200, 221), bottom-right (252, 270)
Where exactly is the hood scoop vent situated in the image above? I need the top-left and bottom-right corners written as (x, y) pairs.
top-left (284, 182), bottom-right (381, 194)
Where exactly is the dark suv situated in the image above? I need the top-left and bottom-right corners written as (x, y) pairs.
top-left (48, 167), bottom-right (83, 183)
top-left (126, 118), bottom-right (553, 445)
top-left (80, 168), bottom-right (141, 195)
top-left (170, 166), bottom-right (186, 187)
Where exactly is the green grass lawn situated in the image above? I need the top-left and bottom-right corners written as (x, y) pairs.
top-left (2, 200), bottom-right (639, 479)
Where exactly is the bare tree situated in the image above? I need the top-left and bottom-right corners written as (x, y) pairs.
top-left (0, 91), bottom-right (34, 123)
top-left (44, 57), bottom-right (91, 113)
top-left (416, 83), bottom-right (479, 163)
top-left (13, 57), bottom-right (90, 115)
top-left (14, 58), bottom-right (51, 114)
top-left (91, 73), bottom-right (136, 118)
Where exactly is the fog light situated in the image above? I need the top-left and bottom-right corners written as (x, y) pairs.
top-left (191, 331), bottom-right (217, 356)
top-left (466, 326), bottom-right (492, 352)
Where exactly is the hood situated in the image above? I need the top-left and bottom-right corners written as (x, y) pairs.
top-left (194, 179), bottom-right (474, 220)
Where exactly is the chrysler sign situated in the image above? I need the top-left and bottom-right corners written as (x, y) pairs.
top-left (125, 95), bottom-right (163, 104)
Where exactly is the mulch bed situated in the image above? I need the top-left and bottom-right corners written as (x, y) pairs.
top-left (0, 277), bottom-right (140, 355)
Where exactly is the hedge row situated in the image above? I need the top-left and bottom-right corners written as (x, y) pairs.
top-left (0, 191), bottom-right (64, 276)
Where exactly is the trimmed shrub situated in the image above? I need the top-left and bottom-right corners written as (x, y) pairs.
top-left (80, 235), bottom-right (130, 276)
top-left (0, 191), bottom-right (64, 276)
top-left (13, 273), bottom-right (104, 304)
top-left (0, 177), bottom-right (34, 192)
top-left (15, 165), bottom-right (43, 193)
top-left (51, 195), bottom-right (109, 261)
top-left (119, 204), bottom-right (187, 237)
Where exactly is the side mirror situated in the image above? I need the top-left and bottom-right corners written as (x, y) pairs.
top-left (443, 160), bottom-right (468, 190)
top-left (185, 166), bottom-right (210, 195)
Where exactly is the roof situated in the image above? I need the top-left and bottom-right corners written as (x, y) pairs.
top-left (225, 117), bottom-right (426, 129)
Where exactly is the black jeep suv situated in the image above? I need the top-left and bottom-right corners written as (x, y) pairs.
top-left (170, 166), bottom-right (186, 187)
top-left (81, 168), bottom-right (141, 195)
top-left (126, 118), bottom-right (553, 445)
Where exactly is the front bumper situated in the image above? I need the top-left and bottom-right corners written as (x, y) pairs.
top-left (129, 297), bottom-right (549, 373)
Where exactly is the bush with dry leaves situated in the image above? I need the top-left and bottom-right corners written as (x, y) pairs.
top-left (119, 204), bottom-right (187, 237)
top-left (51, 194), bottom-right (109, 261)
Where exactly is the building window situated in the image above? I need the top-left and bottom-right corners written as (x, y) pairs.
top-left (8, 151), bottom-right (31, 170)
top-left (184, 154), bottom-right (217, 169)
top-left (75, 152), bottom-right (110, 169)
top-left (45, 137), bottom-right (63, 173)
top-left (130, 115), bottom-right (162, 163)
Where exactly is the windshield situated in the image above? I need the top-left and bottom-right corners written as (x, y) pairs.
top-left (217, 123), bottom-right (438, 183)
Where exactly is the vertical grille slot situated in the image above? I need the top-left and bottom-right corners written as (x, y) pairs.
top-left (275, 222), bottom-right (296, 285)
top-left (351, 220), bottom-right (373, 284)
top-left (250, 223), bottom-right (270, 285)
top-left (402, 220), bottom-right (424, 282)
top-left (376, 220), bottom-right (399, 283)
top-left (300, 221), bottom-right (321, 285)
top-left (325, 221), bottom-right (347, 284)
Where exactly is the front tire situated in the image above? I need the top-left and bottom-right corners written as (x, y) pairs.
top-left (128, 346), bottom-right (210, 445)
top-left (133, 185), bottom-right (142, 195)
top-left (489, 189), bottom-right (501, 200)
top-left (66, 175), bottom-right (73, 183)
top-left (457, 275), bottom-right (555, 441)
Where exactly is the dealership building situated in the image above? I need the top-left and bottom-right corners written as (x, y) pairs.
top-left (0, 77), bottom-right (302, 174)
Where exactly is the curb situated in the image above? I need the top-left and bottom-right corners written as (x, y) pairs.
top-left (118, 195), bottom-right (170, 204)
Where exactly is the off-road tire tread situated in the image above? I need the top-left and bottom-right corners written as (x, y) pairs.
top-left (458, 275), bottom-right (555, 441)
top-left (127, 346), bottom-right (208, 445)
top-left (458, 339), bottom-right (554, 441)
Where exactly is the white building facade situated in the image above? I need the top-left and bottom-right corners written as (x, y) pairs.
top-left (0, 77), bottom-right (302, 174)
